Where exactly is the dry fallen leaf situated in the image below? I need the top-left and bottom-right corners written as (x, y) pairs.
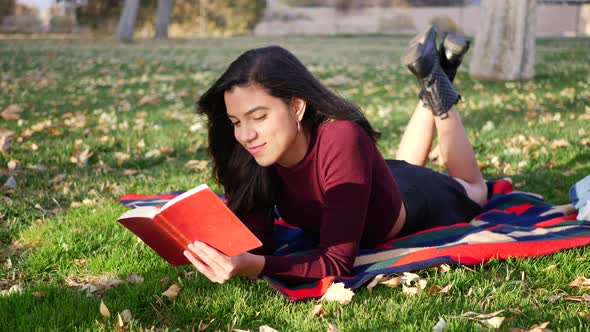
top-left (1, 104), bottom-right (23, 120)
top-left (7, 159), bottom-right (18, 172)
top-left (429, 283), bottom-right (453, 295)
top-left (563, 294), bottom-right (590, 302)
top-left (327, 323), bottom-right (341, 332)
top-left (185, 160), bottom-right (208, 171)
top-left (401, 272), bottom-right (427, 295)
top-left (0, 128), bottom-right (14, 153)
top-left (432, 318), bottom-right (447, 332)
top-left (311, 304), bottom-right (328, 318)
top-left (379, 275), bottom-right (402, 288)
top-left (162, 284), bottom-right (180, 300)
top-left (259, 325), bottom-right (280, 332)
top-left (3, 175), bottom-right (16, 188)
top-left (138, 94), bottom-right (161, 106)
top-left (482, 316), bottom-right (505, 329)
top-left (117, 313), bottom-right (124, 329)
top-left (460, 309), bottom-right (504, 320)
top-left (506, 321), bottom-right (553, 332)
top-left (127, 272), bottom-right (144, 284)
top-left (436, 263), bottom-right (452, 273)
top-left (123, 169), bottom-right (139, 176)
top-left (32, 291), bottom-right (45, 299)
top-left (568, 276), bottom-right (590, 290)
top-left (366, 274), bottom-right (385, 294)
top-left (100, 300), bottom-right (111, 318)
top-left (120, 309), bottom-right (132, 323)
top-left (70, 147), bottom-right (93, 166)
top-left (50, 173), bottom-right (67, 184)
top-left (320, 282), bottom-right (354, 305)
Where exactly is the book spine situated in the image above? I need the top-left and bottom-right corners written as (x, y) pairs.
top-left (154, 213), bottom-right (192, 250)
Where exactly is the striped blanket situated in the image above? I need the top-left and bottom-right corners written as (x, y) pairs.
top-left (119, 179), bottom-right (590, 301)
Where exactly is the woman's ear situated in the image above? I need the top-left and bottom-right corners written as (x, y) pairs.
top-left (289, 97), bottom-right (306, 122)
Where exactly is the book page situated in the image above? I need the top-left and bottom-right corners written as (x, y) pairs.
top-left (118, 206), bottom-right (159, 220)
top-left (159, 183), bottom-right (209, 212)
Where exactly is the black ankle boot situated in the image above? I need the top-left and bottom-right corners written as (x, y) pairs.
top-left (439, 32), bottom-right (471, 83)
top-left (403, 25), bottom-right (460, 119)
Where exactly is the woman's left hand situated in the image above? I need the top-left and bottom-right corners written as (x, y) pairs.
top-left (183, 241), bottom-right (265, 284)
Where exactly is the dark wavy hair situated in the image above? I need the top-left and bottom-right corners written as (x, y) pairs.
top-left (196, 45), bottom-right (380, 218)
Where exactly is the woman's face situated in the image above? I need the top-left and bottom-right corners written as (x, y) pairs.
top-left (224, 83), bottom-right (307, 168)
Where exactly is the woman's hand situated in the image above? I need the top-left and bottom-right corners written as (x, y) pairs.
top-left (183, 241), bottom-right (265, 284)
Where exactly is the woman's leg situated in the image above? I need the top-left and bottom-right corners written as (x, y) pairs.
top-left (396, 101), bottom-right (435, 166)
top-left (433, 106), bottom-right (487, 206)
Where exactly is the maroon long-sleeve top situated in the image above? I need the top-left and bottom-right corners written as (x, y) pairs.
top-left (244, 120), bottom-right (402, 284)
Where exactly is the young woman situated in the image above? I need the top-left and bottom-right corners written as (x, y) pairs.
top-left (185, 26), bottom-right (488, 285)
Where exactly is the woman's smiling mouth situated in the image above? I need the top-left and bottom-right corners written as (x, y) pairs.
top-left (246, 143), bottom-right (266, 154)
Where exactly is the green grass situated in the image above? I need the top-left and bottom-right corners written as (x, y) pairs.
top-left (0, 35), bottom-right (589, 331)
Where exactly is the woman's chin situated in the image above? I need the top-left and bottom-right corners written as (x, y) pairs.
top-left (252, 156), bottom-right (275, 167)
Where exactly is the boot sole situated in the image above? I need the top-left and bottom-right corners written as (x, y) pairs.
top-left (442, 32), bottom-right (470, 56)
top-left (403, 26), bottom-right (437, 77)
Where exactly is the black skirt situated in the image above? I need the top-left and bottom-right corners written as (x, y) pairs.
top-left (386, 160), bottom-right (483, 237)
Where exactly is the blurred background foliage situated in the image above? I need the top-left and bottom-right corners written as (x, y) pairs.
top-left (73, 0), bottom-right (266, 36)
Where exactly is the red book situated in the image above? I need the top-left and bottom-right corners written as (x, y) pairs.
top-left (117, 184), bottom-right (262, 266)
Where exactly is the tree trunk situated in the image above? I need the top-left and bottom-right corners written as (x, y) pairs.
top-left (469, 0), bottom-right (536, 81)
top-left (117, 0), bottom-right (140, 43)
top-left (155, 0), bottom-right (173, 39)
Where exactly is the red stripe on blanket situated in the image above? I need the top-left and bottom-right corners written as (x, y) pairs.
top-left (390, 236), bottom-right (590, 267)
top-left (272, 276), bottom-right (335, 302)
top-left (535, 214), bottom-right (579, 227)
top-left (505, 203), bottom-right (533, 215)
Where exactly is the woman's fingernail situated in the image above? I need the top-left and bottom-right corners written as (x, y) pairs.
top-left (187, 244), bottom-right (193, 250)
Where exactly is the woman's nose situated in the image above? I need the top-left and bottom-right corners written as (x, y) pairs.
top-left (236, 124), bottom-right (257, 143)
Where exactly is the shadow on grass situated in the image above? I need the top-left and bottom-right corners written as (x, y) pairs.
top-left (0, 267), bottom-right (292, 331)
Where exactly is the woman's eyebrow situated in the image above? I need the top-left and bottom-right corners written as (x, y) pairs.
top-left (227, 106), bottom-right (269, 118)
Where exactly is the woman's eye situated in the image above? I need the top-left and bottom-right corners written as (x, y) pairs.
top-left (230, 121), bottom-right (240, 127)
top-left (254, 114), bottom-right (267, 121)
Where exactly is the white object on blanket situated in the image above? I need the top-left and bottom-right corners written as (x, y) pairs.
top-left (570, 174), bottom-right (590, 221)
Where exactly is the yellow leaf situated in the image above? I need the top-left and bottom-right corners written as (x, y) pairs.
top-left (162, 284), bottom-right (180, 300)
top-left (1, 104), bottom-right (23, 120)
top-left (99, 300), bottom-right (111, 318)
top-left (320, 282), bottom-right (354, 305)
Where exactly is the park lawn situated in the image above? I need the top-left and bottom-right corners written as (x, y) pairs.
top-left (0, 35), bottom-right (589, 331)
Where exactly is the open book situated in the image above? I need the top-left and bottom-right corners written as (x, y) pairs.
top-left (117, 184), bottom-right (262, 266)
